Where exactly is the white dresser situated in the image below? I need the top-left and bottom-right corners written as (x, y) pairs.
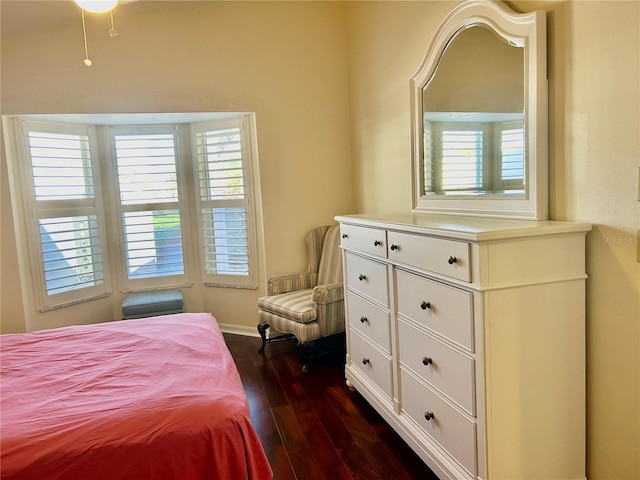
top-left (336, 212), bottom-right (591, 480)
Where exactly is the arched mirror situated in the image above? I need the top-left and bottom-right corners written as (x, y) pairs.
top-left (410, 0), bottom-right (548, 219)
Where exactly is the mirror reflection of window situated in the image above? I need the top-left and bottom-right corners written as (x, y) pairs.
top-left (432, 123), bottom-right (486, 193)
top-left (425, 114), bottom-right (524, 194)
top-left (499, 122), bottom-right (525, 190)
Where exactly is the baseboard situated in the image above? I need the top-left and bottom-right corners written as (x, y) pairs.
top-left (218, 323), bottom-right (260, 337)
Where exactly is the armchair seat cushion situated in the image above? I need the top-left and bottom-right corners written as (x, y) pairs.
top-left (258, 289), bottom-right (316, 324)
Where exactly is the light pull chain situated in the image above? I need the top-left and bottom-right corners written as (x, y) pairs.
top-left (80, 7), bottom-right (119, 66)
top-left (108, 11), bottom-right (118, 38)
top-left (81, 9), bottom-right (92, 66)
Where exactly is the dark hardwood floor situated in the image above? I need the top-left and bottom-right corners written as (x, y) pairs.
top-left (223, 332), bottom-right (440, 480)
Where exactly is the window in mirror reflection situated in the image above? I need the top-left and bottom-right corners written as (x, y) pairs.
top-left (424, 114), bottom-right (524, 194)
top-left (500, 123), bottom-right (525, 186)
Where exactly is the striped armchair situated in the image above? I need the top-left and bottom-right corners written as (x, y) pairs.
top-left (257, 224), bottom-right (344, 372)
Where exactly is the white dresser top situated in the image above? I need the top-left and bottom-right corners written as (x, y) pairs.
top-left (335, 212), bottom-right (592, 242)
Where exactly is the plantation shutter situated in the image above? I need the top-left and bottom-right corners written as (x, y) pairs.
top-left (110, 126), bottom-right (186, 288)
top-left (193, 117), bottom-right (257, 288)
top-left (499, 121), bottom-right (525, 190)
top-left (21, 122), bottom-right (109, 309)
top-left (441, 129), bottom-right (483, 190)
top-left (423, 119), bottom-right (434, 193)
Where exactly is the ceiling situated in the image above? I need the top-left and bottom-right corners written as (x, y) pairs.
top-left (1, 0), bottom-right (186, 38)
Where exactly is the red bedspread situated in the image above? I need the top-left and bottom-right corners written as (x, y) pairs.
top-left (0, 313), bottom-right (272, 480)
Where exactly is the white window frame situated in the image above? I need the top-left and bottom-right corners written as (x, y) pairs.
top-left (5, 113), bottom-right (262, 314)
top-left (192, 115), bottom-right (259, 289)
top-left (106, 124), bottom-right (193, 292)
top-left (12, 120), bottom-right (111, 311)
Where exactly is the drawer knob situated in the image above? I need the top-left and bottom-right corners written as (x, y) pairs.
top-left (358, 274), bottom-right (367, 281)
top-left (420, 301), bottom-right (431, 310)
top-left (342, 233), bottom-right (348, 239)
top-left (374, 240), bottom-right (382, 247)
top-left (448, 256), bottom-right (458, 265)
top-left (362, 358), bottom-right (370, 365)
top-left (422, 356), bottom-right (433, 366)
top-left (424, 411), bottom-right (435, 421)
top-left (390, 244), bottom-right (399, 251)
top-left (360, 316), bottom-right (368, 324)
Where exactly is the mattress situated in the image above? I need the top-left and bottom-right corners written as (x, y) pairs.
top-left (0, 313), bottom-right (272, 480)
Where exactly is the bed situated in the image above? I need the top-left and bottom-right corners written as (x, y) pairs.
top-left (0, 312), bottom-right (273, 480)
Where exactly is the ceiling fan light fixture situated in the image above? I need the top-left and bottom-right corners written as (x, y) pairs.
top-left (74, 0), bottom-right (119, 14)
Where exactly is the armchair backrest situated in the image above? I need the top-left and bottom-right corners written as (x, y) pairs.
top-left (302, 225), bottom-right (330, 287)
top-left (317, 224), bottom-right (342, 285)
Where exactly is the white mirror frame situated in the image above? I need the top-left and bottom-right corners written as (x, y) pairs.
top-left (410, 0), bottom-right (548, 220)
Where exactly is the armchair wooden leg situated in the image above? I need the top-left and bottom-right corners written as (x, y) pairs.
top-left (298, 341), bottom-right (311, 374)
top-left (257, 323), bottom-right (270, 353)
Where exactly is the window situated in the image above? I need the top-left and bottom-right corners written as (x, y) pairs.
top-left (109, 126), bottom-right (186, 290)
top-left (423, 121), bottom-right (434, 193)
top-left (6, 114), bottom-right (261, 311)
top-left (498, 121), bottom-right (525, 190)
top-left (432, 123), bottom-right (488, 193)
top-left (193, 117), bottom-right (258, 288)
top-left (17, 121), bottom-right (109, 310)
top-left (440, 128), bottom-right (484, 191)
top-left (428, 119), bottom-right (524, 194)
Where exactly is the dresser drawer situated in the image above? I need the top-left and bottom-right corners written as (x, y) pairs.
top-left (347, 291), bottom-right (391, 353)
top-left (349, 329), bottom-right (393, 398)
top-left (340, 224), bottom-right (387, 258)
top-left (401, 369), bottom-right (477, 476)
top-left (345, 252), bottom-right (389, 307)
top-left (398, 319), bottom-right (475, 415)
top-left (387, 231), bottom-right (470, 282)
top-left (396, 270), bottom-right (473, 351)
